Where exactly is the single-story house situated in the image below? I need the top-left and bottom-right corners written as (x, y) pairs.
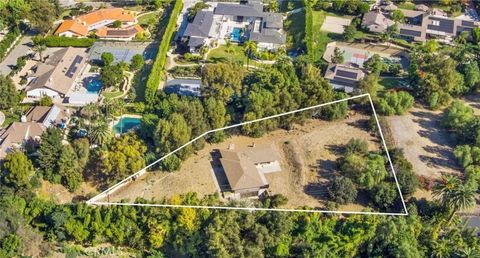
top-left (55, 8), bottom-right (137, 38)
top-left (324, 64), bottom-right (366, 93)
top-left (219, 143), bottom-right (281, 199)
top-left (0, 105), bottom-right (71, 159)
top-left (25, 47), bottom-right (89, 100)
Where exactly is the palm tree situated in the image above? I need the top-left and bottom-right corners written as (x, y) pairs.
top-left (32, 43), bottom-right (47, 62)
top-left (89, 121), bottom-right (112, 147)
top-left (243, 40), bottom-right (257, 69)
top-left (433, 175), bottom-right (477, 224)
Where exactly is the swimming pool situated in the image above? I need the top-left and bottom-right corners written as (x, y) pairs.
top-left (231, 28), bottom-right (242, 42)
top-left (114, 116), bottom-right (141, 134)
top-left (86, 77), bottom-right (103, 94)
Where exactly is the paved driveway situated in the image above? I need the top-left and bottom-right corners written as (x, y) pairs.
top-left (0, 36), bottom-right (33, 75)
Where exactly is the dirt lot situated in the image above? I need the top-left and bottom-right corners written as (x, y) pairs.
top-left (320, 16), bottom-right (351, 34)
top-left (387, 106), bottom-right (461, 180)
top-left (37, 180), bottom-right (98, 204)
top-left (107, 113), bottom-right (383, 211)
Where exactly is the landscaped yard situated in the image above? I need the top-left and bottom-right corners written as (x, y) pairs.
top-left (207, 45), bottom-right (258, 66)
top-left (311, 11), bottom-right (332, 61)
top-left (138, 11), bottom-right (162, 32)
top-left (103, 91), bottom-right (123, 100)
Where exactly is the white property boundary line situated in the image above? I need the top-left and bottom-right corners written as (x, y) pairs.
top-left (87, 93), bottom-right (409, 216)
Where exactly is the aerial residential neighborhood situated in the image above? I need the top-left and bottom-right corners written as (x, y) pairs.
top-left (1, 0), bottom-right (480, 257)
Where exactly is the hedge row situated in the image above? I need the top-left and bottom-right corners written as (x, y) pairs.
top-left (43, 36), bottom-right (95, 47)
top-left (145, 0), bottom-right (184, 106)
top-left (304, 3), bottom-right (314, 57)
top-left (0, 27), bottom-right (21, 60)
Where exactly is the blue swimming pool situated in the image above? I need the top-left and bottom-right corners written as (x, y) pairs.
top-left (231, 28), bottom-right (242, 42)
top-left (114, 117), bottom-right (141, 134)
top-left (86, 77), bottom-right (103, 94)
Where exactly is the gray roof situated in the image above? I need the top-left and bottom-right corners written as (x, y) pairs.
top-left (250, 29), bottom-right (286, 44)
top-left (184, 10), bottom-right (214, 38)
top-left (427, 16), bottom-right (455, 34)
top-left (187, 36), bottom-right (205, 48)
top-left (263, 13), bottom-right (283, 29)
top-left (215, 2), bottom-right (263, 17)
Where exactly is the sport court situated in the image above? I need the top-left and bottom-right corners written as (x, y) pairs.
top-left (323, 42), bottom-right (408, 68)
top-left (89, 41), bottom-right (157, 64)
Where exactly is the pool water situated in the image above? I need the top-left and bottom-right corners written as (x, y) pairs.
top-left (114, 117), bottom-right (141, 134)
top-left (86, 77), bottom-right (103, 94)
top-left (231, 28), bottom-right (241, 42)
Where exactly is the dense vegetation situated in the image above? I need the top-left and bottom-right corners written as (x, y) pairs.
top-left (0, 27), bottom-right (20, 60)
top-left (145, 0), bottom-right (183, 107)
top-left (42, 36), bottom-right (95, 47)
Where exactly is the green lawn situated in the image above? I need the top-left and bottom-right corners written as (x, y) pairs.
top-left (311, 11), bottom-right (331, 61)
top-left (207, 45), bottom-right (258, 65)
top-left (379, 77), bottom-right (407, 90)
top-left (138, 11), bottom-right (160, 25)
top-left (103, 91), bottom-right (123, 100)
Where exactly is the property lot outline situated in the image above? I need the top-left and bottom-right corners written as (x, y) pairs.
top-left (87, 93), bottom-right (408, 216)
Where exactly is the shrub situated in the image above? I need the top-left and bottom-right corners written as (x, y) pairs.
top-left (376, 91), bottom-right (414, 116)
top-left (43, 36), bottom-right (95, 47)
top-left (38, 96), bottom-right (53, 106)
top-left (370, 182), bottom-right (398, 209)
top-left (327, 176), bottom-right (358, 205)
top-left (345, 138), bottom-right (369, 155)
top-left (0, 27), bottom-right (21, 60)
top-left (145, 0), bottom-right (184, 106)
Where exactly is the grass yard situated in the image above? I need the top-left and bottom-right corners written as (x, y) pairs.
top-left (311, 11), bottom-right (332, 61)
top-left (286, 10), bottom-right (306, 50)
top-left (138, 11), bottom-right (162, 32)
top-left (103, 91), bottom-right (123, 100)
top-left (207, 45), bottom-right (258, 66)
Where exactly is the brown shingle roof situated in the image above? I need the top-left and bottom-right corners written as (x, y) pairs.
top-left (220, 150), bottom-right (268, 192)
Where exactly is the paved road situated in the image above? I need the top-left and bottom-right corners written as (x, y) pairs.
top-left (0, 35), bottom-right (33, 75)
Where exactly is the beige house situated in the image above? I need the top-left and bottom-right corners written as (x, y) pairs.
top-left (25, 47), bottom-right (89, 100)
top-left (219, 143), bottom-right (281, 199)
top-left (0, 105), bottom-right (71, 159)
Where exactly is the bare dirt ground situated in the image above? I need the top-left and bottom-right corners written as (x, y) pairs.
top-left (37, 180), bottom-right (98, 204)
top-left (386, 106), bottom-right (461, 180)
top-left (107, 113), bottom-right (382, 211)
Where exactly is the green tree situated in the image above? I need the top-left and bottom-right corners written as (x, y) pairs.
top-left (433, 175), bottom-right (477, 223)
top-left (58, 145), bottom-right (83, 192)
top-left (0, 234), bottom-right (21, 258)
top-left (130, 54), bottom-right (144, 71)
top-left (463, 62), bottom-right (480, 90)
top-left (343, 24), bottom-right (357, 42)
top-left (472, 27), bottom-right (480, 45)
top-left (391, 10), bottom-right (405, 23)
top-left (202, 63), bottom-right (245, 104)
top-left (363, 54), bottom-right (386, 74)
top-left (187, 2), bottom-right (210, 22)
top-left (442, 100), bottom-right (475, 131)
top-left (89, 121), bottom-right (113, 147)
top-left (37, 127), bottom-right (64, 183)
top-left (205, 97), bottom-right (230, 142)
top-left (155, 113), bottom-right (192, 159)
top-left (331, 47), bottom-right (344, 64)
top-left (28, 0), bottom-right (57, 33)
top-left (38, 95), bottom-right (53, 106)
top-left (32, 43), bottom-right (46, 62)
top-left (2, 151), bottom-right (34, 189)
top-left (72, 138), bottom-right (90, 170)
top-left (101, 52), bottom-right (114, 66)
top-left (371, 182), bottom-right (398, 209)
top-left (98, 133), bottom-right (147, 183)
top-left (243, 40), bottom-right (257, 69)
top-left (358, 74), bottom-right (380, 99)
top-left (100, 64), bottom-right (123, 89)
top-left (327, 176), bottom-right (357, 204)
top-left (0, 75), bottom-right (20, 109)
